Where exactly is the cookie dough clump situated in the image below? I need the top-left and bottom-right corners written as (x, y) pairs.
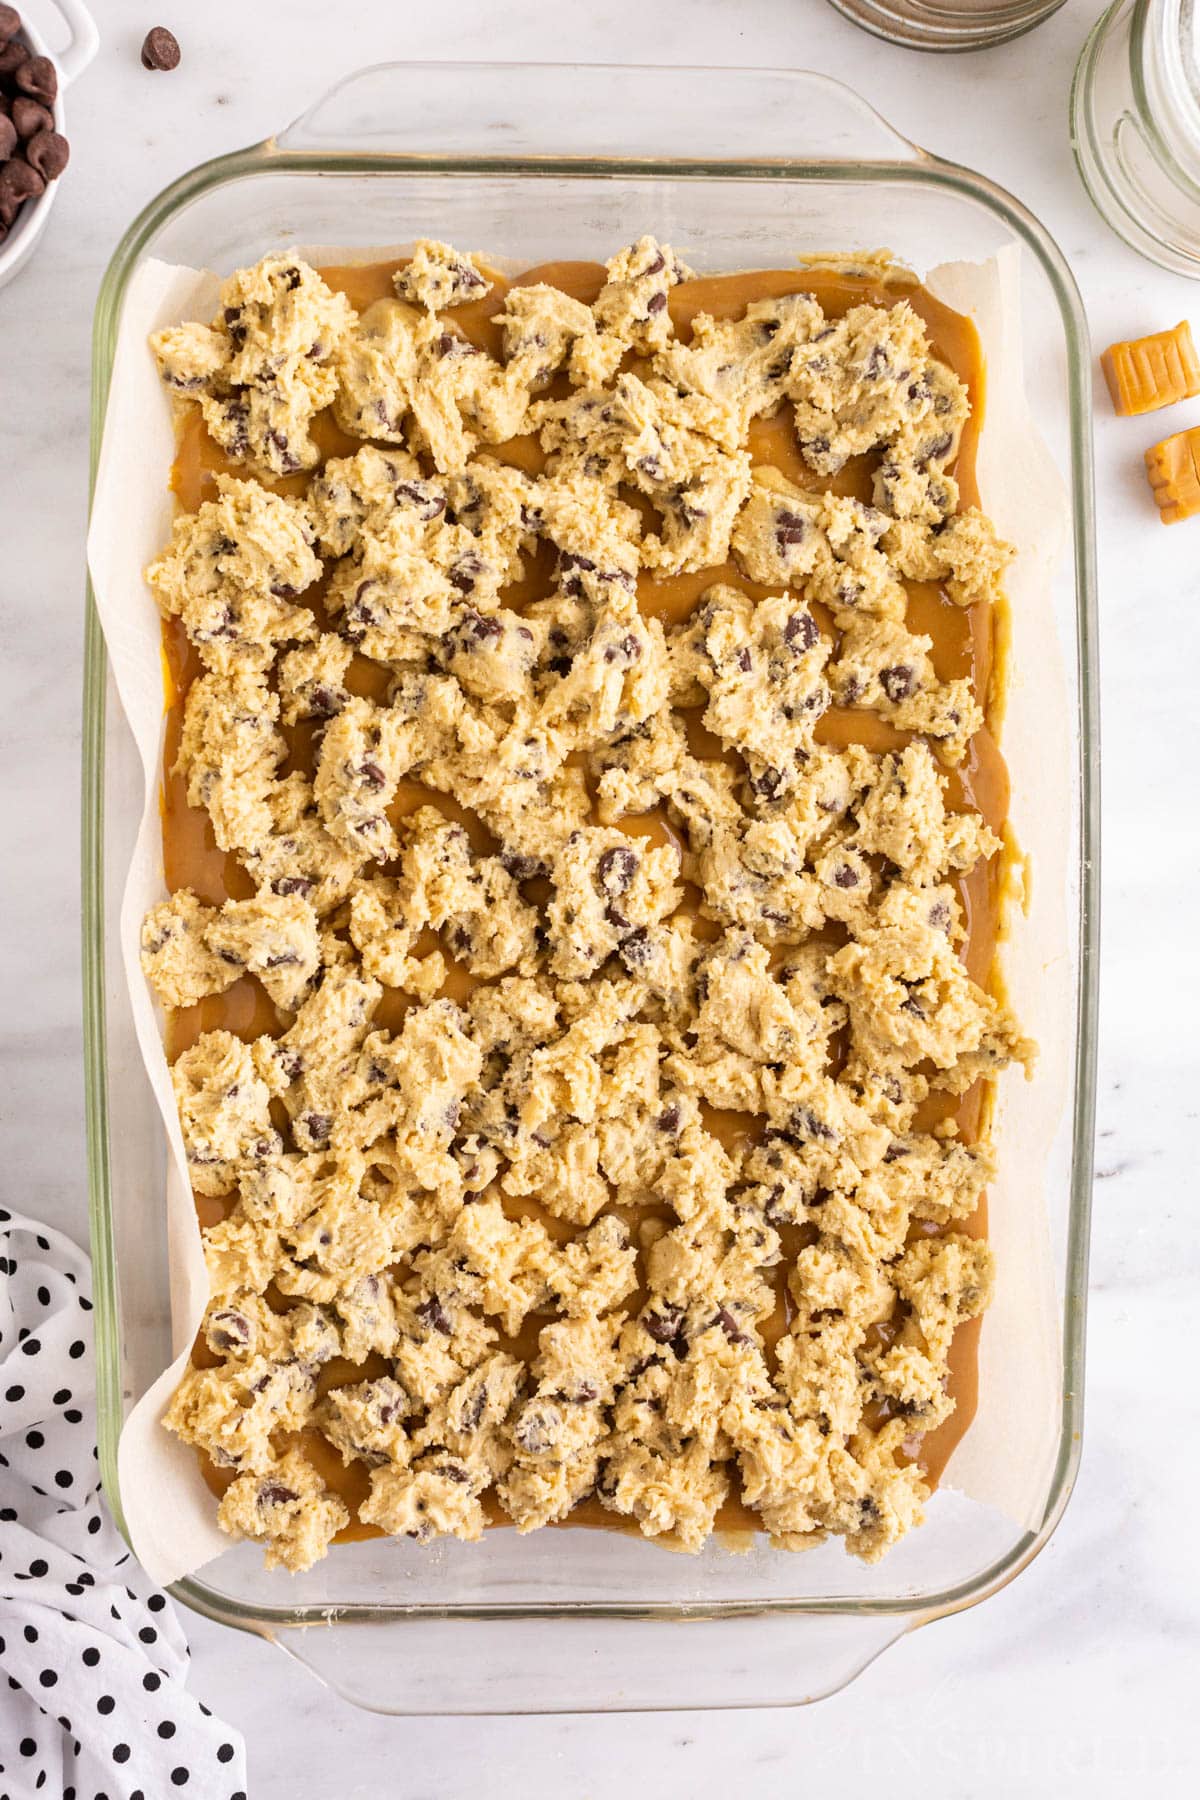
top-left (148, 243), bottom-right (1031, 1575)
top-left (152, 254), bottom-right (354, 478)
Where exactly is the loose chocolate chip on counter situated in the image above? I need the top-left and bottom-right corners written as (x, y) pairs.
top-left (141, 26), bottom-right (181, 71)
top-left (14, 53), bottom-right (55, 104)
top-left (0, 4), bottom-right (20, 42)
top-left (11, 96), bottom-right (51, 138)
top-left (0, 111), bottom-right (15, 159)
top-left (25, 129), bottom-right (67, 180)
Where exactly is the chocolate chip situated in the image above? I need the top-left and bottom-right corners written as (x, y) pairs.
top-left (0, 112), bottom-right (14, 158)
top-left (11, 96), bottom-right (49, 138)
top-left (301, 1111), bottom-right (331, 1146)
top-left (458, 1382), bottom-right (488, 1433)
top-left (273, 876), bottom-right (314, 898)
top-left (643, 1303), bottom-right (684, 1344)
top-left (395, 480), bottom-right (445, 519)
top-left (24, 128), bottom-right (67, 180)
top-left (751, 766), bottom-right (783, 800)
top-left (207, 1310), bottom-right (252, 1354)
top-left (0, 39), bottom-right (28, 77)
top-left (657, 1103), bottom-right (681, 1133)
top-left (646, 290), bottom-right (667, 314)
top-left (596, 844), bottom-right (637, 897)
top-left (784, 611), bottom-right (818, 652)
top-left (14, 52), bottom-right (54, 103)
top-left (832, 864), bottom-right (859, 889)
top-left (920, 431), bottom-right (954, 466)
top-left (140, 27), bottom-right (180, 71)
top-left (736, 647), bottom-right (752, 673)
top-left (417, 1296), bottom-right (453, 1336)
top-left (257, 1483), bottom-right (298, 1510)
top-left (618, 928), bottom-right (653, 971)
top-left (790, 1105), bottom-right (836, 1144)
top-left (360, 760), bottom-right (386, 790)
top-left (501, 849), bottom-right (545, 881)
top-left (307, 684), bottom-right (340, 720)
top-left (0, 7), bottom-right (21, 45)
top-left (716, 1306), bottom-right (749, 1345)
top-left (879, 665), bottom-right (915, 703)
top-left (460, 608), bottom-right (501, 642)
top-left (775, 509), bottom-right (808, 548)
top-left (0, 155), bottom-right (42, 202)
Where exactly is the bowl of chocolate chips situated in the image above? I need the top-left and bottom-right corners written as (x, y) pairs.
top-left (0, 0), bottom-right (97, 289)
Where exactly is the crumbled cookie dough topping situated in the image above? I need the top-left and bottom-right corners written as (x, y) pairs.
top-left (149, 242), bottom-right (1030, 1573)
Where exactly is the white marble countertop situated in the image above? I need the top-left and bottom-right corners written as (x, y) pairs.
top-left (3, 0), bottom-right (1197, 1791)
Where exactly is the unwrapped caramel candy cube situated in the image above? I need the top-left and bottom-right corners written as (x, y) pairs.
top-left (1103, 321), bottom-right (1200, 416)
top-left (1145, 427), bottom-right (1200, 523)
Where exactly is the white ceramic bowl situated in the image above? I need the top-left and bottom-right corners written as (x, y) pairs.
top-left (0, 0), bottom-right (97, 290)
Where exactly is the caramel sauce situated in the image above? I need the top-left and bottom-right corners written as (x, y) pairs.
top-left (174, 256), bottom-right (1006, 1543)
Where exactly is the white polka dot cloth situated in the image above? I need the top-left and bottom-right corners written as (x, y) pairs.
top-left (0, 1206), bottom-right (247, 1800)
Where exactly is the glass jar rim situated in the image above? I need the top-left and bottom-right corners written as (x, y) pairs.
top-left (1133, 0), bottom-right (1200, 194)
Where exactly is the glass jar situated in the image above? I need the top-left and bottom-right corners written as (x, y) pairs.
top-left (826, 0), bottom-right (1067, 51)
top-left (1072, 0), bottom-right (1200, 276)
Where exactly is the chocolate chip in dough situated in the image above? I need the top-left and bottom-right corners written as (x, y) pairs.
top-left (596, 845), bottom-right (637, 896)
top-left (14, 53), bottom-right (55, 105)
top-left (11, 96), bottom-right (51, 138)
top-left (140, 27), bottom-right (181, 70)
top-left (879, 664), bottom-right (916, 704)
top-left (0, 5), bottom-right (20, 44)
top-left (25, 128), bottom-right (68, 180)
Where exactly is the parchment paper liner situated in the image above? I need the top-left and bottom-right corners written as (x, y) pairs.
top-left (86, 246), bottom-right (1070, 1587)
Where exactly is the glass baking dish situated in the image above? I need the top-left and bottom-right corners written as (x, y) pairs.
top-left (82, 63), bottom-right (1099, 1714)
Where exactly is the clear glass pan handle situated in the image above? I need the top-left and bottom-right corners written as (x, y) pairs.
top-left (275, 62), bottom-right (923, 166)
top-left (273, 1610), bottom-right (912, 1715)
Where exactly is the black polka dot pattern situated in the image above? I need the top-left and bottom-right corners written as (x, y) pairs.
top-left (0, 1208), bottom-right (246, 1794)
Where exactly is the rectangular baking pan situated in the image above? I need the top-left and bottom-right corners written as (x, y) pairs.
top-left (83, 61), bottom-right (1099, 1713)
